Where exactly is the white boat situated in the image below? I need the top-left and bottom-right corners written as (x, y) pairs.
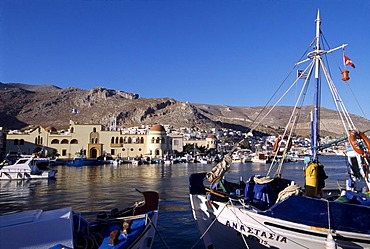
top-left (0, 190), bottom-right (159, 249)
top-left (0, 155), bottom-right (57, 180)
top-left (189, 11), bottom-right (370, 249)
top-left (250, 152), bottom-right (272, 164)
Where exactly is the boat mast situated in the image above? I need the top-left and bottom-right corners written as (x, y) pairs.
top-left (311, 10), bottom-right (321, 161)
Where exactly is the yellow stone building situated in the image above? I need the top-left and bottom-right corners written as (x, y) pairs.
top-left (4, 120), bottom-right (184, 160)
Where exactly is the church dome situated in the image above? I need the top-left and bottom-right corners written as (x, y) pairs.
top-left (149, 124), bottom-right (166, 133)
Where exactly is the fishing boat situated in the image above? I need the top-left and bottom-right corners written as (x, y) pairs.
top-left (189, 10), bottom-right (370, 249)
top-left (66, 155), bottom-right (105, 167)
top-left (0, 190), bottom-right (159, 249)
top-left (0, 155), bottom-right (57, 180)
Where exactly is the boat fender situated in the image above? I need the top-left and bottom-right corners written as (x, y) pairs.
top-left (325, 233), bottom-right (337, 249)
top-left (108, 230), bottom-right (119, 246)
top-left (349, 130), bottom-right (370, 157)
top-left (122, 219), bottom-right (131, 235)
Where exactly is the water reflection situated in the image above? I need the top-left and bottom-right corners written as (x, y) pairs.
top-left (0, 156), bottom-right (348, 249)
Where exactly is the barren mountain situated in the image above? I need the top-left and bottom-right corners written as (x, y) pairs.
top-left (1, 82), bottom-right (369, 137)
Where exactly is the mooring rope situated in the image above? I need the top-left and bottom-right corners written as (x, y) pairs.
top-left (190, 199), bottom-right (230, 249)
top-left (147, 216), bottom-right (170, 249)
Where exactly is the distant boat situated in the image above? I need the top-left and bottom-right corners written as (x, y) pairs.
top-left (0, 190), bottom-right (159, 249)
top-left (66, 155), bottom-right (105, 166)
top-left (0, 155), bottom-right (57, 180)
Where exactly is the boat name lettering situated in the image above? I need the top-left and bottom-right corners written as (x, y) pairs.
top-left (225, 220), bottom-right (287, 243)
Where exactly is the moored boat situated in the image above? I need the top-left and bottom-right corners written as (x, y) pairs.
top-left (189, 10), bottom-right (370, 249)
top-left (0, 190), bottom-right (159, 249)
top-left (66, 155), bottom-right (105, 167)
top-left (0, 155), bottom-right (57, 180)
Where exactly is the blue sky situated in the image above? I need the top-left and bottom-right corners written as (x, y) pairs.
top-left (1, 0), bottom-right (370, 118)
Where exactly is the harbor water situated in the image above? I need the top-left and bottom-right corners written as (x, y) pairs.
top-left (0, 156), bottom-right (349, 249)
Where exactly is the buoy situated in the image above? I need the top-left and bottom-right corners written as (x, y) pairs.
top-left (325, 233), bottom-right (337, 249)
top-left (341, 69), bottom-right (350, 81)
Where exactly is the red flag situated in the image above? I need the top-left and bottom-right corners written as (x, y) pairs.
top-left (344, 55), bottom-right (355, 68)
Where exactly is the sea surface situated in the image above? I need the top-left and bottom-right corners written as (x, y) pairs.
top-left (0, 156), bottom-right (349, 249)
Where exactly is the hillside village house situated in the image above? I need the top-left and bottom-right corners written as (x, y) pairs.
top-left (3, 120), bottom-right (217, 160)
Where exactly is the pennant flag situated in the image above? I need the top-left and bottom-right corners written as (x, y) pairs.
top-left (344, 55), bottom-right (355, 68)
top-left (297, 70), bottom-right (308, 79)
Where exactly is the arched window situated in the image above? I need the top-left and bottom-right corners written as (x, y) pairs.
top-left (70, 127), bottom-right (74, 133)
top-left (93, 127), bottom-right (97, 132)
top-left (95, 138), bottom-right (98, 144)
top-left (128, 137), bottom-right (132, 143)
top-left (20, 139), bottom-right (24, 145)
top-left (151, 137), bottom-right (155, 143)
top-left (61, 139), bottom-right (69, 144)
top-left (70, 139), bottom-right (78, 144)
top-left (14, 139), bottom-right (19, 145)
top-left (156, 137), bottom-right (160, 143)
top-left (111, 137), bottom-right (114, 143)
top-left (140, 137), bottom-right (144, 143)
top-left (51, 139), bottom-right (59, 144)
top-left (119, 137), bottom-right (123, 143)
top-left (115, 137), bottom-right (119, 144)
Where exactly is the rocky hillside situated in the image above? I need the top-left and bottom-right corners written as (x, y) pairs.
top-left (1, 82), bottom-right (369, 137)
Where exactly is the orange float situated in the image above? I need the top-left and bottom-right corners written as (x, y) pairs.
top-left (349, 130), bottom-right (370, 157)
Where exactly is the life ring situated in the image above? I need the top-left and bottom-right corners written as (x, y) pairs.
top-left (273, 135), bottom-right (292, 154)
top-left (349, 130), bottom-right (370, 157)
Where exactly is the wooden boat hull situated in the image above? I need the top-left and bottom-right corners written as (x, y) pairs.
top-left (190, 173), bottom-right (370, 249)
